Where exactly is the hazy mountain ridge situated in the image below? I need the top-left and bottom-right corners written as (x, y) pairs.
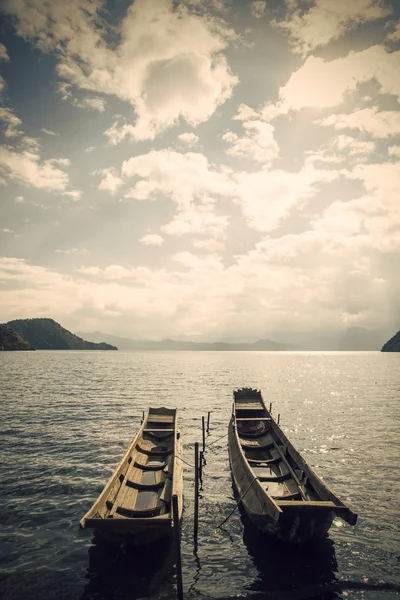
top-left (381, 331), bottom-right (400, 352)
top-left (0, 324), bottom-right (35, 351)
top-left (76, 331), bottom-right (303, 351)
top-left (7, 319), bottom-right (117, 350)
top-left (77, 326), bottom-right (390, 351)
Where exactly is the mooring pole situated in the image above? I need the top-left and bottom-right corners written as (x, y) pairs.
top-left (269, 402), bottom-right (272, 413)
top-left (202, 416), bottom-right (206, 452)
top-left (207, 411), bottom-right (211, 433)
top-left (194, 442), bottom-right (199, 547)
top-left (172, 494), bottom-right (183, 600)
top-left (277, 413), bottom-right (280, 425)
top-left (199, 450), bottom-right (203, 485)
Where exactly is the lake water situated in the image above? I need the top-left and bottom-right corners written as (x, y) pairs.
top-left (0, 350), bottom-right (399, 600)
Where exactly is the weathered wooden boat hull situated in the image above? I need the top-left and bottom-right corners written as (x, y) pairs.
top-left (228, 389), bottom-right (357, 543)
top-left (80, 407), bottom-right (183, 547)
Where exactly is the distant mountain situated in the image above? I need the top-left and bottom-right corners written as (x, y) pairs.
top-left (7, 319), bottom-right (118, 350)
top-left (76, 331), bottom-right (302, 351)
top-left (381, 331), bottom-right (400, 352)
top-left (266, 327), bottom-right (388, 351)
top-left (0, 324), bottom-right (34, 351)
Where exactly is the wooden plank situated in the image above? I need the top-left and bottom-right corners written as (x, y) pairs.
top-left (85, 516), bottom-right (172, 529)
top-left (236, 417), bottom-right (272, 421)
top-left (277, 500), bottom-right (337, 508)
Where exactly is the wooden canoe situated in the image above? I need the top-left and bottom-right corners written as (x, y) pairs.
top-left (80, 407), bottom-right (183, 547)
top-left (228, 388), bottom-right (357, 543)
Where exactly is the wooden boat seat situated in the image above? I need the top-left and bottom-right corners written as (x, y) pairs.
top-left (115, 505), bottom-right (162, 518)
top-left (137, 444), bottom-right (172, 456)
top-left (134, 460), bottom-right (167, 471)
top-left (248, 457), bottom-right (281, 465)
top-left (126, 480), bottom-right (165, 491)
top-left (240, 440), bottom-right (275, 451)
top-left (272, 491), bottom-right (301, 500)
top-left (144, 429), bottom-right (175, 433)
top-left (259, 472), bottom-right (291, 483)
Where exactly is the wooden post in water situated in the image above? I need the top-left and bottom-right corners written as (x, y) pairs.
top-left (194, 442), bottom-right (199, 547)
top-left (277, 413), bottom-right (280, 425)
top-left (269, 402), bottom-right (272, 413)
top-left (172, 494), bottom-right (183, 600)
top-left (207, 411), bottom-right (211, 433)
top-left (199, 450), bottom-right (203, 486)
top-left (202, 416), bottom-right (206, 452)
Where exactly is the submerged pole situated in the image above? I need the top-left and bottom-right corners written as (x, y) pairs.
top-left (172, 494), bottom-right (183, 600)
top-left (207, 410), bottom-right (211, 433)
top-left (202, 416), bottom-right (206, 452)
top-left (277, 413), bottom-right (280, 425)
top-left (269, 402), bottom-right (272, 413)
top-left (194, 442), bottom-right (199, 547)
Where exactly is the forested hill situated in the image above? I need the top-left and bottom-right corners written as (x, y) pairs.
top-left (7, 318), bottom-right (118, 350)
top-left (0, 324), bottom-right (34, 351)
top-left (381, 331), bottom-right (400, 352)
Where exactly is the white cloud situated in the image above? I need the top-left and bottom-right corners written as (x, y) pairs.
top-left (122, 149), bottom-right (232, 207)
top-left (306, 134), bottom-right (375, 166)
top-left (85, 146), bottom-right (95, 153)
top-left (388, 145), bottom-right (400, 157)
top-left (162, 202), bottom-right (229, 238)
top-left (0, 42), bottom-right (9, 61)
top-left (330, 134), bottom-right (375, 155)
top-left (4, 0), bottom-right (238, 141)
top-left (62, 190), bottom-right (82, 201)
top-left (222, 119), bottom-right (279, 163)
top-left (0, 146), bottom-right (69, 190)
top-left (233, 103), bottom-right (259, 121)
top-left (193, 238), bottom-right (224, 252)
top-left (233, 164), bottom-right (338, 232)
top-left (3, 228), bottom-right (14, 233)
top-left (76, 97), bottom-right (106, 112)
top-left (250, 1), bottom-right (266, 19)
top-left (0, 107), bottom-right (23, 138)
top-left (273, 0), bottom-right (392, 56)
top-left (96, 167), bottom-right (124, 194)
top-left (317, 107), bottom-right (400, 138)
top-left (178, 132), bottom-right (199, 146)
top-left (15, 195), bottom-right (25, 203)
top-left (55, 247), bottom-right (88, 254)
top-left (263, 45), bottom-right (400, 119)
top-left (386, 22), bottom-right (400, 41)
top-left (139, 234), bottom-right (164, 246)
top-left (41, 128), bottom-right (58, 136)
top-left (318, 161), bottom-right (400, 252)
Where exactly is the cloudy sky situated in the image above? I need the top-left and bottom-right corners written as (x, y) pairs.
top-left (0, 0), bottom-right (399, 342)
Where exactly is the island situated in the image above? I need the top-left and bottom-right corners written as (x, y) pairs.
top-left (6, 318), bottom-right (118, 350)
top-left (0, 324), bottom-right (35, 351)
top-left (381, 331), bottom-right (400, 352)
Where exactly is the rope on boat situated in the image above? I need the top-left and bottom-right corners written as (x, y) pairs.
top-left (175, 455), bottom-right (196, 469)
top-left (217, 477), bottom-right (258, 528)
top-left (207, 432), bottom-right (228, 447)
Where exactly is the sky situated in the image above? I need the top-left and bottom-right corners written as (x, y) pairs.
top-left (0, 0), bottom-right (399, 342)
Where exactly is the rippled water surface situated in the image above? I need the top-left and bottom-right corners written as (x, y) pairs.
top-left (0, 350), bottom-right (399, 600)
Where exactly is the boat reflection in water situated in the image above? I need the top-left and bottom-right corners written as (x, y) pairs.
top-left (81, 533), bottom-right (176, 600)
top-left (239, 505), bottom-right (342, 600)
